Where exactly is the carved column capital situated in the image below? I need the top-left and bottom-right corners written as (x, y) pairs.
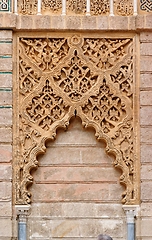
top-left (123, 205), bottom-right (140, 223)
top-left (15, 205), bottom-right (31, 222)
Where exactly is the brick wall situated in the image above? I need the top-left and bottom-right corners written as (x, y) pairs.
top-left (0, 30), bottom-right (13, 240)
top-left (140, 32), bottom-right (152, 240)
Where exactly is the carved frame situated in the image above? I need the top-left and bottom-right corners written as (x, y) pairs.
top-left (13, 32), bottom-right (140, 205)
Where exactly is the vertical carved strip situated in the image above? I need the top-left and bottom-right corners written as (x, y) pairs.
top-left (110, 0), bottom-right (114, 16)
top-left (37, 0), bottom-right (42, 14)
top-left (86, 0), bottom-right (91, 16)
top-left (133, 0), bottom-right (137, 15)
top-left (14, 0), bottom-right (18, 14)
top-left (62, 0), bottom-right (66, 15)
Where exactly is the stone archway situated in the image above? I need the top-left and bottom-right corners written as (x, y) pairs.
top-left (13, 32), bottom-right (139, 205)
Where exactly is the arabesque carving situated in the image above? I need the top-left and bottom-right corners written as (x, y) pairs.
top-left (14, 34), bottom-right (139, 205)
top-left (18, 0), bottom-right (37, 15)
top-left (67, 0), bottom-right (86, 14)
top-left (114, 0), bottom-right (133, 16)
top-left (42, 0), bottom-right (62, 13)
top-left (90, 0), bottom-right (110, 15)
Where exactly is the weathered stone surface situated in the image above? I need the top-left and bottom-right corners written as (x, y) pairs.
top-left (140, 56), bottom-right (152, 72)
top-left (141, 144), bottom-right (152, 163)
top-left (0, 58), bottom-right (12, 71)
top-left (0, 91), bottom-right (12, 106)
top-left (140, 106), bottom-right (152, 125)
top-left (0, 182), bottom-right (12, 200)
top-left (140, 218), bottom-right (152, 236)
top-left (0, 108), bottom-right (12, 126)
top-left (0, 43), bottom-right (12, 55)
top-left (141, 164), bottom-right (152, 180)
top-left (0, 145), bottom-right (12, 163)
top-left (141, 182), bottom-right (152, 200)
top-left (0, 74), bottom-right (12, 88)
top-left (140, 32), bottom-right (152, 42)
top-left (82, 16), bottom-right (97, 29)
top-left (34, 166), bottom-right (119, 182)
top-left (0, 218), bottom-right (12, 237)
top-left (0, 128), bottom-right (12, 143)
top-left (0, 165), bottom-right (12, 180)
top-left (141, 43), bottom-right (152, 55)
top-left (141, 203), bottom-right (152, 217)
top-left (31, 182), bottom-right (122, 202)
top-left (0, 202), bottom-right (12, 216)
top-left (141, 127), bottom-right (152, 143)
top-left (0, 30), bottom-right (12, 40)
top-left (140, 74), bottom-right (152, 89)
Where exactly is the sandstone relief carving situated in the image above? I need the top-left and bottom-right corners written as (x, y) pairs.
top-left (67, 0), bottom-right (86, 14)
top-left (18, 0), bottom-right (38, 15)
top-left (90, 0), bottom-right (110, 15)
top-left (114, 0), bottom-right (133, 16)
top-left (14, 34), bottom-right (139, 205)
top-left (42, 0), bottom-right (62, 13)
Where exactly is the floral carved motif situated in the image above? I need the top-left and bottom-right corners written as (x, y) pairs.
top-left (18, 0), bottom-right (37, 15)
top-left (90, 0), bottom-right (110, 15)
top-left (82, 38), bottom-right (132, 70)
top-left (114, 0), bottom-right (133, 16)
top-left (14, 34), bottom-right (139, 205)
top-left (140, 0), bottom-right (152, 12)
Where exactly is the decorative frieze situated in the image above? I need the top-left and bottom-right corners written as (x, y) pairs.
top-left (14, 33), bottom-right (139, 205)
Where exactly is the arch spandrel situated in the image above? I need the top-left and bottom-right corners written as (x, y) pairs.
top-left (14, 33), bottom-right (139, 205)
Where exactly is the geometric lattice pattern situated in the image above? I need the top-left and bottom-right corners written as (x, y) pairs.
top-left (0, 0), bottom-right (10, 11)
top-left (140, 0), bottom-right (152, 12)
top-left (14, 33), bottom-right (139, 205)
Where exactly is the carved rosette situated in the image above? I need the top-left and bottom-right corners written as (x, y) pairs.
top-left (90, 0), bottom-right (110, 15)
top-left (114, 0), bottom-right (133, 16)
top-left (15, 34), bottom-right (138, 205)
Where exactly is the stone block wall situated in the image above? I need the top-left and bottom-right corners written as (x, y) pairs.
top-left (140, 32), bottom-right (152, 240)
top-left (29, 118), bottom-right (125, 240)
top-left (0, 30), bottom-right (13, 240)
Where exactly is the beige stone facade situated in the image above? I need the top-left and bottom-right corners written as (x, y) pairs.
top-left (0, 1), bottom-right (151, 239)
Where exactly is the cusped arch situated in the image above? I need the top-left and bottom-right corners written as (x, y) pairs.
top-left (14, 33), bottom-right (139, 205)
